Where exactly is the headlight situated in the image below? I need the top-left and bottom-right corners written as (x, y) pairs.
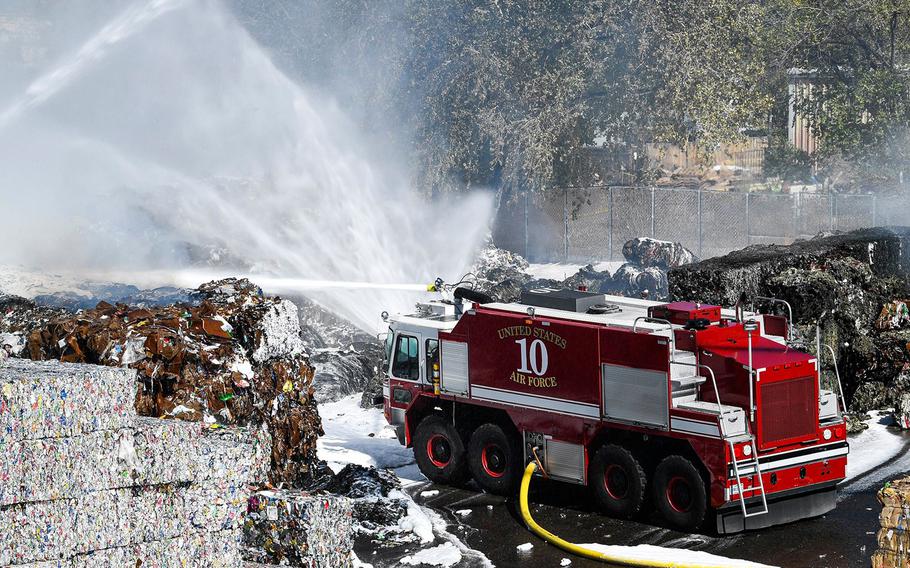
top-left (742, 444), bottom-right (752, 457)
top-left (823, 428), bottom-right (832, 440)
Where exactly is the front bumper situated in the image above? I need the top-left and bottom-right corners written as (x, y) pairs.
top-left (715, 481), bottom-right (838, 534)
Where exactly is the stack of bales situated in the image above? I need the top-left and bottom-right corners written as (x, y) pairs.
top-left (0, 358), bottom-right (267, 567)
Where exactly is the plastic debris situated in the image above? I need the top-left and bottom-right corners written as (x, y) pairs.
top-left (243, 490), bottom-right (354, 567)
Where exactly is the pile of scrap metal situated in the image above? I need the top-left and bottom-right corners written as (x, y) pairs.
top-left (1, 278), bottom-right (324, 487)
top-left (670, 227), bottom-right (910, 428)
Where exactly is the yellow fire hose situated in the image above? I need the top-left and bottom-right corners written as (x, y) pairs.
top-left (519, 462), bottom-right (726, 568)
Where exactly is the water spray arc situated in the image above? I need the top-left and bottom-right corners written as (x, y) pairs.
top-left (0, 0), bottom-right (493, 331)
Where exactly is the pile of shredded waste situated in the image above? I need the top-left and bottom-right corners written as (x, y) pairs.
top-left (1, 278), bottom-right (324, 487)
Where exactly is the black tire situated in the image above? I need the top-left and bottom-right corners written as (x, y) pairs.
top-left (652, 455), bottom-right (708, 531)
top-left (467, 423), bottom-right (521, 495)
top-left (413, 415), bottom-right (467, 484)
top-left (590, 444), bottom-right (647, 518)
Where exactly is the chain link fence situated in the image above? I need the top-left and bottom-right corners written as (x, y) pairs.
top-left (493, 186), bottom-right (882, 263)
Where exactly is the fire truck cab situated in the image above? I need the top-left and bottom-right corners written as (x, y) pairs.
top-left (382, 288), bottom-right (848, 534)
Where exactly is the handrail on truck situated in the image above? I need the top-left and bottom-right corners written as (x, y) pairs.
top-left (632, 316), bottom-right (676, 354)
top-left (669, 360), bottom-right (730, 437)
top-left (751, 295), bottom-right (794, 338)
top-left (816, 311), bottom-right (848, 414)
top-left (821, 343), bottom-right (848, 414)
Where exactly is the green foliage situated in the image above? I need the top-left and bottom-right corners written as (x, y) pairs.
top-left (234, 1), bottom-right (910, 193)
top-left (785, 1), bottom-right (910, 182)
top-left (764, 134), bottom-right (813, 183)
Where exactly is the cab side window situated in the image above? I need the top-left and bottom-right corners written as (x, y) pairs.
top-left (393, 335), bottom-right (420, 381)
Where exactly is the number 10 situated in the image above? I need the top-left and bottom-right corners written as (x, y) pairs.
top-left (515, 338), bottom-right (549, 376)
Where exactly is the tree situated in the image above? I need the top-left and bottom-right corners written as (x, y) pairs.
top-left (783, 1), bottom-right (910, 184)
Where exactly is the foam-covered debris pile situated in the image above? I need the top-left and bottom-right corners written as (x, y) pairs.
top-left (2, 277), bottom-right (324, 487)
top-left (472, 238), bottom-right (695, 303)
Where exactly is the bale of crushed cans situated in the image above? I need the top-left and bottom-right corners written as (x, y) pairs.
top-left (243, 490), bottom-right (354, 568)
top-left (0, 358), bottom-right (268, 567)
top-left (4, 278), bottom-right (323, 488)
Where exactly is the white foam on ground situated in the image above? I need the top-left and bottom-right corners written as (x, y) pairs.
top-left (400, 542), bottom-right (462, 567)
top-left (576, 543), bottom-right (776, 568)
top-left (317, 394), bottom-right (419, 480)
top-left (846, 410), bottom-right (905, 481)
top-left (394, 489), bottom-right (436, 544)
top-left (350, 551), bottom-right (374, 568)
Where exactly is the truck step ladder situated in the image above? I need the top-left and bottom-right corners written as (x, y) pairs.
top-left (669, 357), bottom-right (769, 518)
top-left (727, 436), bottom-right (769, 518)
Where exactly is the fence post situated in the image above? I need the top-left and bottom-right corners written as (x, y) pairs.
top-left (832, 193), bottom-right (838, 231)
top-left (650, 187), bottom-right (656, 238)
top-left (697, 189), bottom-right (703, 257)
top-left (563, 188), bottom-right (569, 262)
top-left (745, 192), bottom-right (751, 247)
top-left (609, 187), bottom-right (614, 262)
top-left (524, 189), bottom-right (530, 260)
top-left (872, 194), bottom-right (877, 227)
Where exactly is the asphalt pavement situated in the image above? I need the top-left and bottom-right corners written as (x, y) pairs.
top-left (356, 429), bottom-right (910, 568)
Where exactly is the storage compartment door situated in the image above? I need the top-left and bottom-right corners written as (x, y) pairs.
top-left (601, 363), bottom-right (668, 429)
top-left (440, 340), bottom-right (469, 395)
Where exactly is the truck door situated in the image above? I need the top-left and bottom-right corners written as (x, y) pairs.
top-left (392, 333), bottom-right (422, 383)
top-left (388, 332), bottom-right (425, 420)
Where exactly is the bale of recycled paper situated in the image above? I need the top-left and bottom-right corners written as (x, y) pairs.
top-left (882, 505), bottom-right (910, 532)
top-left (2, 561), bottom-right (70, 568)
top-left (202, 422), bottom-right (272, 483)
top-left (73, 482), bottom-right (251, 555)
top-left (872, 548), bottom-right (907, 568)
top-left (243, 490), bottom-right (353, 568)
top-left (131, 418), bottom-right (263, 487)
top-left (0, 359), bottom-right (257, 566)
top-left (0, 418), bottom-right (268, 506)
top-left (877, 527), bottom-right (910, 554)
top-left (1, 429), bottom-right (138, 506)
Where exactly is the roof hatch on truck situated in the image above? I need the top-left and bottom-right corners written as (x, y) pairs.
top-left (520, 288), bottom-right (613, 313)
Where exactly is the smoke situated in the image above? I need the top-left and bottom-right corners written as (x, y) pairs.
top-left (0, 0), bottom-right (493, 330)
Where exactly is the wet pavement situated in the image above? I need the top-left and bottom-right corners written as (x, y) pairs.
top-left (355, 428), bottom-right (910, 568)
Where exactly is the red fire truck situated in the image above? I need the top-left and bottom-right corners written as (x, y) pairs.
top-left (382, 288), bottom-right (848, 533)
